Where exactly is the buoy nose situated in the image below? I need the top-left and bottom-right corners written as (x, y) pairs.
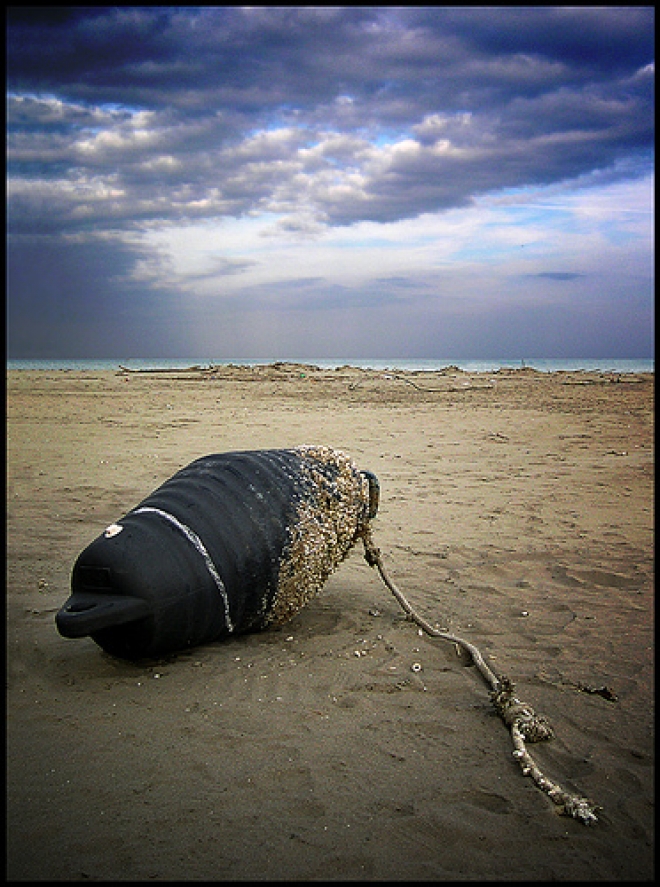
top-left (55, 593), bottom-right (150, 638)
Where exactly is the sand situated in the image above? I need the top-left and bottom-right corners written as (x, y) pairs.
top-left (6, 364), bottom-right (654, 881)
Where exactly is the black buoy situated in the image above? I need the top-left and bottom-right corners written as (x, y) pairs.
top-left (56, 446), bottom-right (379, 660)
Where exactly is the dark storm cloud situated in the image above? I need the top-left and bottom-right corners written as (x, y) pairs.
top-left (7, 6), bottom-right (654, 234)
top-left (434, 7), bottom-right (653, 75)
top-left (529, 272), bottom-right (585, 282)
top-left (5, 235), bottom-right (186, 357)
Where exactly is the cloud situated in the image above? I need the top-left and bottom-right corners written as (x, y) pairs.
top-left (7, 7), bottom-right (654, 236)
top-left (5, 7), bottom-right (654, 358)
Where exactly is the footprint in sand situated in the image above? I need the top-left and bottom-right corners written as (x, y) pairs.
top-left (467, 791), bottom-right (513, 815)
top-left (553, 566), bottom-right (640, 589)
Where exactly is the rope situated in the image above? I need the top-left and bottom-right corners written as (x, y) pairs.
top-left (360, 526), bottom-right (600, 826)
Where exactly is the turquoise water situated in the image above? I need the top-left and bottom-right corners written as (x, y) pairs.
top-left (6, 357), bottom-right (655, 373)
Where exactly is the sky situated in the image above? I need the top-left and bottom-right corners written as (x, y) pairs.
top-left (6, 6), bottom-right (655, 360)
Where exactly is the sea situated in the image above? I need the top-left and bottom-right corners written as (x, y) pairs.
top-left (5, 357), bottom-right (655, 373)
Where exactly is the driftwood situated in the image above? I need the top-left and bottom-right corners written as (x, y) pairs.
top-left (348, 373), bottom-right (494, 393)
top-left (118, 364), bottom-right (209, 374)
top-left (560, 375), bottom-right (647, 386)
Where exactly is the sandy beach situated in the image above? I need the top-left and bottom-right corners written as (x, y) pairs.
top-left (6, 364), bottom-right (654, 881)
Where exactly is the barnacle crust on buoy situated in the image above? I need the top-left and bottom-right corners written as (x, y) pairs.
top-left (267, 445), bottom-right (372, 626)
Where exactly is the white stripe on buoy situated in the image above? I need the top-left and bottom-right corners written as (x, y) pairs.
top-left (132, 506), bottom-right (233, 632)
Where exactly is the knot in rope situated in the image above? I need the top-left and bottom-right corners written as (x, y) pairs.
top-left (490, 683), bottom-right (555, 742)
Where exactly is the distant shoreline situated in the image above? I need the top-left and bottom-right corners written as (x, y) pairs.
top-left (6, 357), bottom-right (655, 375)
